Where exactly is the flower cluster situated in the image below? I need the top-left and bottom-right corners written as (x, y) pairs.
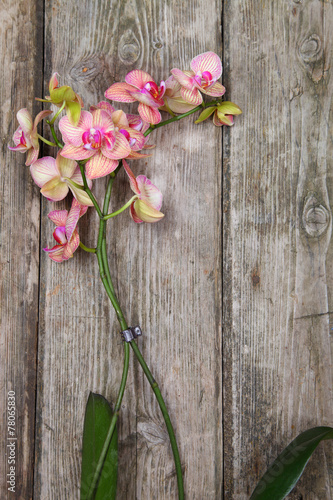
top-left (9, 51), bottom-right (241, 263)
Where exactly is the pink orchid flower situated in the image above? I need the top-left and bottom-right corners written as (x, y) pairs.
top-left (8, 108), bottom-right (52, 165)
top-left (30, 151), bottom-right (93, 205)
top-left (105, 70), bottom-right (166, 125)
top-left (43, 198), bottom-right (88, 262)
top-left (59, 109), bottom-right (131, 179)
top-left (171, 52), bottom-right (225, 106)
top-left (161, 76), bottom-right (199, 114)
top-left (123, 160), bottom-right (164, 223)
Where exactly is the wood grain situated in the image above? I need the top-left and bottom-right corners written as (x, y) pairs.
top-left (34, 0), bottom-right (223, 498)
top-left (0, 1), bottom-right (43, 498)
top-left (223, 0), bottom-right (333, 497)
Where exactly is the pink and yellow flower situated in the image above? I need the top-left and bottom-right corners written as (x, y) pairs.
top-left (171, 52), bottom-right (225, 106)
top-left (123, 160), bottom-right (164, 223)
top-left (160, 76), bottom-right (199, 114)
top-left (8, 108), bottom-right (52, 165)
top-left (43, 199), bottom-right (88, 262)
top-left (195, 101), bottom-right (242, 127)
top-left (30, 151), bottom-right (93, 205)
top-left (105, 70), bottom-right (166, 125)
top-left (59, 109), bottom-right (131, 179)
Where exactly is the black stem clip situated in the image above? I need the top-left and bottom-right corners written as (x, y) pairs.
top-left (120, 325), bottom-right (142, 342)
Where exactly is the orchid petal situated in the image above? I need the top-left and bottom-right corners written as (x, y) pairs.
top-left (65, 200), bottom-right (81, 241)
top-left (191, 51), bottom-right (222, 80)
top-left (90, 101), bottom-right (115, 115)
top-left (126, 150), bottom-right (153, 159)
top-left (180, 87), bottom-right (203, 106)
top-left (217, 101), bottom-right (242, 115)
top-left (165, 97), bottom-right (198, 114)
top-left (200, 81), bottom-right (226, 97)
top-left (125, 70), bottom-right (153, 89)
top-left (85, 154), bottom-right (118, 179)
top-left (133, 199), bottom-right (164, 223)
top-left (61, 144), bottom-right (94, 161)
top-left (59, 111), bottom-right (92, 146)
top-left (30, 156), bottom-right (60, 187)
top-left (101, 133), bottom-right (131, 160)
top-left (138, 103), bottom-right (161, 125)
top-left (33, 110), bottom-right (52, 129)
top-left (17, 109), bottom-right (33, 135)
top-left (130, 203), bottom-right (143, 223)
top-left (111, 110), bottom-right (129, 128)
top-left (62, 230), bottom-right (80, 260)
top-left (48, 209), bottom-right (68, 226)
top-left (137, 175), bottom-right (163, 210)
top-left (92, 109), bottom-right (114, 131)
top-left (66, 100), bottom-right (81, 126)
top-left (43, 244), bottom-right (65, 262)
top-left (41, 177), bottom-right (69, 201)
top-left (122, 160), bottom-right (140, 195)
top-left (66, 178), bottom-right (94, 206)
top-left (56, 153), bottom-right (77, 178)
top-left (105, 82), bottom-right (137, 103)
top-left (70, 165), bottom-right (93, 189)
top-left (49, 73), bottom-right (59, 92)
top-left (170, 69), bottom-right (194, 90)
top-left (128, 89), bottom-right (159, 107)
top-left (26, 147), bottom-right (39, 166)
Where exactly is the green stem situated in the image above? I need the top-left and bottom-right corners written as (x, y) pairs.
top-left (103, 195), bottom-right (138, 220)
top-left (49, 100), bottom-right (66, 125)
top-left (46, 120), bottom-right (64, 148)
top-left (37, 134), bottom-right (57, 147)
top-left (78, 162), bottom-right (103, 219)
top-left (144, 99), bottom-right (222, 136)
top-left (79, 242), bottom-right (96, 253)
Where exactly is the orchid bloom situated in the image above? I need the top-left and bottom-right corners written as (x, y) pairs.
top-left (37, 73), bottom-right (83, 126)
top-left (8, 108), bottom-right (52, 165)
top-left (43, 198), bottom-right (88, 262)
top-left (30, 151), bottom-right (93, 205)
top-left (89, 102), bottom-right (149, 159)
top-left (123, 160), bottom-right (164, 223)
top-left (105, 70), bottom-right (166, 125)
top-left (195, 101), bottom-right (242, 126)
top-left (160, 76), bottom-right (199, 114)
top-left (59, 109), bottom-right (131, 179)
top-left (171, 52), bottom-right (225, 106)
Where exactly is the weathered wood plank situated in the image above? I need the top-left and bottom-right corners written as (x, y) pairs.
top-left (35, 0), bottom-right (223, 498)
top-left (223, 0), bottom-right (333, 497)
top-left (0, 1), bottom-right (43, 498)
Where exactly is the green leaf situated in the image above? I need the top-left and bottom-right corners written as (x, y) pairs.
top-left (250, 426), bottom-right (333, 500)
top-left (194, 106), bottom-right (216, 124)
top-left (80, 392), bottom-right (118, 500)
top-left (50, 85), bottom-right (76, 104)
top-left (66, 100), bottom-right (82, 126)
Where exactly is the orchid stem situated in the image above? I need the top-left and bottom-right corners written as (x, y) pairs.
top-left (36, 134), bottom-right (57, 147)
top-left (49, 101), bottom-right (66, 125)
top-left (79, 242), bottom-right (96, 253)
top-left (103, 195), bottom-right (138, 220)
top-left (46, 120), bottom-right (64, 148)
top-left (78, 162), bottom-right (103, 219)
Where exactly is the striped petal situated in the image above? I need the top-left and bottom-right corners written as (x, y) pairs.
top-left (43, 244), bottom-right (65, 262)
top-left (125, 70), bottom-right (153, 89)
top-left (90, 101), bottom-right (115, 115)
top-left (133, 199), bottom-right (164, 223)
top-left (65, 200), bottom-right (81, 241)
top-left (48, 209), bottom-right (68, 226)
top-left (59, 111), bottom-right (92, 146)
top-left (33, 109), bottom-right (52, 128)
top-left (111, 110), bottom-right (129, 128)
top-left (62, 230), bottom-right (80, 260)
top-left (30, 156), bottom-right (59, 187)
top-left (101, 133), bottom-right (131, 160)
top-left (123, 160), bottom-right (140, 195)
top-left (201, 81), bottom-right (226, 97)
top-left (66, 179), bottom-right (94, 206)
top-left (56, 153), bottom-right (77, 178)
top-left (137, 175), bottom-right (163, 210)
top-left (191, 52), bottom-right (222, 80)
top-left (71, 165), bottom-right (93, 189)
top-left (40, 177), bottom-right (69, 201)
top-left (61, 144), bottom-right (94, 161)
top-left (105, 82), bottom-right (137, 103)
top-left (170, 69), bottom-right (194, 90)
top-left (129, 89), bottom-right (159, 107)
top-left (126, 151), bottom-right (153, 159)
top-left (181, 87), bottom-right (203, 105)
top-left (85, 154), bottom-right (118, 179)
top-left (130, 202), bottom-right (143, 223)
top-left (92, 109), bottom-right (114, 131)
top-left (26, 146), bottom-right (39, 166)
top-left (17, 109), bottom-right (33, 135)
top-left (138, 103), bottom-right (161, 125)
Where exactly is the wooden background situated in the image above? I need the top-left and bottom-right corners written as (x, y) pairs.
top-left (1, 0), bottom-right (332, 498)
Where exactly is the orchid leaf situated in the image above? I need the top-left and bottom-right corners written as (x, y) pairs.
top-left (194, 106), bottom-right (216, 124)
top-left (250, 426), bottom-right (333, 500)
top-left (80, 392), bottom-right (118, 500)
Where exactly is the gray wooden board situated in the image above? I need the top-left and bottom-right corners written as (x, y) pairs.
top-left (1, 0), bottom-right (332, 498)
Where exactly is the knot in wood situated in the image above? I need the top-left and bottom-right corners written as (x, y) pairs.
top-left (302, 194), bottom-right (330, 237)
top-left (118, 29), bottom-right (141, 65)
top-left (298, 34), bottom-right (322, 64)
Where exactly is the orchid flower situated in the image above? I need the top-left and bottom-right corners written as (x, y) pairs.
top-left (160, 76), bottom-right (199, 114)
top-left (123, 160), bottom-right (164, 223)
top-left (43, 198), bottom-right (88, 262)
top-left (59, 109), bottom-right (131, 179)
top-left (195, 101), bottom-right (242, 126)
top-left (105, 70), bottom-right (166, 125)
top-left (171, 52), bottom-right (225, 106)
top-left (37, 73), bottom-right (83, 126)
top-left (30, 151), bottom-right (93, 205)
top-left (8, 108), bottom-right (52, 165)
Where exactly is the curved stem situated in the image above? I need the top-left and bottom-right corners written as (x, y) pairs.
top-left (49, 100), bottom-right (66, 125)
top-left (37, 134), bottom-right (57, 147)
top-left (78, 162), bottom-right (103, 219)
top-left (46, 120), bottom-right (64, 148)
top-left (103, 195), bottom-right (138, 220)
top-left (79, 241), bottom-right (96, 253)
